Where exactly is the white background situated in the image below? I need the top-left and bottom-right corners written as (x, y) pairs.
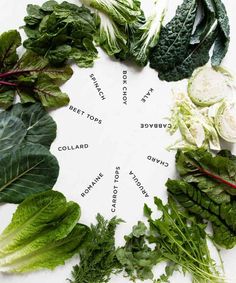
top-left (0, 0), bottom-right (236, 282)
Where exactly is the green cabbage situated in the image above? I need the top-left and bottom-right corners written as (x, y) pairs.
top-left (188, 66), bottom-right (234, 106)
top-left (215, 101), bottom-right (236, 143)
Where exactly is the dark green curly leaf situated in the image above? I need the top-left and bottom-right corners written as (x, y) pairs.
top-left (150, 0), bottom-right (197, 72)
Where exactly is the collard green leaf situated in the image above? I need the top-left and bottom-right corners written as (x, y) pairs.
top-left (0, 30), bottom-right (21, 72)
top-left (0, 144), bottom-right (59, 204)
top-left (0, 113), bottom-right (27, 153)
top-left (0, 191), bottom-right (89, 273)
top-left (8, 103), bottom-right (57, 148)
top-left (150, 0), bottom-right (197, 72)
top-left (167, 179), bottom-right (236, 249)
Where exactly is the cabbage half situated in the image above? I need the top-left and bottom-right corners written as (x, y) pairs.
top-left (188, 66), bottom-right (234, 107)
top-left (215, 101), bottom-right (236, 143)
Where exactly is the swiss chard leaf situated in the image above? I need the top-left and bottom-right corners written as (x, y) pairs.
top-left (176, 148), bottom-right (236, 201)
top-left (0, 143), bottom-right (59, 204)
top-left (167, 179), bottom-right (236, 249)
top-left (0, 191), bottom-right (89, 273)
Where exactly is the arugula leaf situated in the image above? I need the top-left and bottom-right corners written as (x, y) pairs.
top-left (146, 197), bottom-right (225, 282)
top-left (0, 144), bottom-right (59, 204)
top-left (69, 214), bottom-right (123, 283)
top-left (0, 191), bottom-right (89, 273)
top-left (167, 179), bottom-right (236, 249)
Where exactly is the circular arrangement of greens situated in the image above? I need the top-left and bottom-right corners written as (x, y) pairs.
top-left (0, 0), bottom-right (235, 283)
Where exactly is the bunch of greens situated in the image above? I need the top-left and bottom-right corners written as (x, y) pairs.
top-left (82, 0), bottom-right (167, 67)
top-left (116, 221), bottom-right (159, 281)
top-left (69, 214), bottom-right (123, 283)
top-left (80, 0), bottom-right (141, 24)
top-left (167, 148), bottom-right (236, 248)
top-left (0, 190), bottom-right (89, 273)
top-left (150, 0), bottom-right (230, 81)
top-left (168, 66), bottom-right (236, 151)
top-left (0, 30), bottom-right (72, 109)
top-left (23, 1), bottom-right (98, 68)
top-left (144, 197), bottom-right (225, 283)
top-left (117, 197), bottom-right (224, 282)
top-left (0, 103), bottom-right (59, 204)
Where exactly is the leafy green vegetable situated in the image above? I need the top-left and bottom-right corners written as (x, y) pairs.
top-left (168, 92), bottom-right (220, 151)
top-left (150, 0), bottom-right (197, 73)
top-left (167, 179), bottom-right (236, 249)
top-left (95, 10), bottom-right (128, 56)
top-left (150, 0), bottom-right (230, 81)
top-left (0, 30), bottom-right (72, 109)
top-left (23, 1), bottom-right (98, 67)
top-left (167, 148), bottom-right (236, 248)
top-left (215, 101), bottom-right (236, 143)
top-left (145, 197), bottom-right (225, 282)
top-left (188, 66), bottom-right (233, 106)
top-left (0, 191), bottom-right (89, 273)
top-left (128, 0), bottom-right (167, 67)
top-left (116, 221), bottom-right (159, 281)
top-left (0, 114), bottom-right (27, 153)
top-left (176, 148), bottom-right (236, 199)
top-left (80, 0), bottom-right (141, 25)
top-left (0, 103), bottom-right (57, 149)
top-left (0, 143), bottom-right (59, 204)
top-left (69, 214), bottom-right (123, 283)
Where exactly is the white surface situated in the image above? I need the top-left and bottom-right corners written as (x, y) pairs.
top-left (0, 0), bottom-right (236, 282)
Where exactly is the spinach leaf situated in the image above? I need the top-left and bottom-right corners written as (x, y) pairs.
top-left (0, 144), bottom-right (59, 204)
top-left (23, 1), bottom-right (98, 67)
top-left (0, 191), bottom-right (89, 273)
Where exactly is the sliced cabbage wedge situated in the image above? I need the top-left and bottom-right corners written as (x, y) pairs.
top-left (188, 66), bottom-right (234, 107)
top-left (215, 101), bottom-right (236, 143)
